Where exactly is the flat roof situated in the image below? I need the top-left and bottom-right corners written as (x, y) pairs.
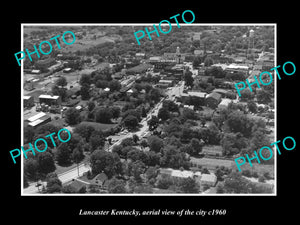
top-left (187, 91), bottom-right (207, 98)
top-left (23, 96), bottom-right (33, 100)
top-left (28, 115), bottom-right (50, 127)
top-left (200, 173), bottom-right (217, 182)
top-left (39, 95), bottom-right (60, 100)
top-left (27, 112), bottom-right (46, 122)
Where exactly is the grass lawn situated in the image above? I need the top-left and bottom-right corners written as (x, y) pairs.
top-left (190, 157), bottom-right (234, 170)
top-left (78, 121), bottom-right (117, 131)
top-left (240, 163), bottom-right (275, 178)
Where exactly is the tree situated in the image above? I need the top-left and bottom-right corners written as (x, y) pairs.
top-left (52, 85), bottom-right (67, 102)
top-left (128, 160), bottom-right (146, 182)
top-left (120, 137), bottom-right (135, 147)
top-left (222, 172), bottom-right (253, 193)
top-left (55, 76), bottom-right (67, 87)
top-left (183, 70), bottom-right (194, 87)
top-left (46, 172), bottom-right (62, 193)
top-left (79, 74), bottom-right (91, 86)
top-left (74, 123), bottom-right (95, 142)
top-left (147, 115), bottom-right (159, 131)
top-left (87, 101), bottom-right (95, 112)
top-left (158, 107), bottom-right (170, 121)
top-left (95, 107), bottom-right (112, 123)
top-left (204, 57), bottom-right (213, 66)
top-left (24, 158), bottom-right (39, 180)
top-left (187, 138), bottom-right (203, 156)
top-left (56, 143), bottom-right (72, 166)
top-left (178, 177), bottom-right (199, 193)
top-left (157, 174), bottom-right (174, 189)
top-left (162, 100), bottom-right (179, 112)
top-left (145, 166), bottom-right (159, 181)
top-left (72, 144), bottom-right (85, 176)
top-left (132, 134), bottom-right (139, 143)
top-left (123, 115), bottom-right (139, 130)
top-left (145, 151), bottom-right (161, 166)
top-left (90, 150), bottom-right (123, 178)
top-left (65, 107), bottom-right (81, 125)
top-left (149, 88), bottom-right (161, 102)
top-left (89, 130), bottom-right (105, 151)
top-left (109, 80), bottom-right (121, 92)
top-left (160, 146), bottom-right (189, 169)
top-left (224, 111), bottom-right (254, 137)
top-left (240, 89), bottom-right (254, 101)
top-left (193, 56), bottom-right (202, 68)
top-left (147, 135), bottom-right (164, 153)
top-left (221, 132), bottom-right (248, 156)
top-left (80, 83), bottom-right (90, 100)
top-left (247, 101), bottom-right (257, 113)
top-left (36, 152), bottom-right (56, 174)
top-left (205, 66), bottom-right (225, 78)
top-left (107, 177), bottom-right (127, 193)
top-left (257, 89), bottom-right (271, 104)
top-left (110, 106), bottom-right (121, 120)
top-left (24, 126), bottom-right (35, 143)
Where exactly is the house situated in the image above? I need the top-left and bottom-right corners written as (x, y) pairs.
top-left (91, 173), bottom-right (109, 188)
top-left (212, 89), bottom-right (229, 98)
top-left (200, 173), bottom-right (217, 187)
top-left (157, 80), bottom-right (174, 88)
top-left (218, 98), bottom-right (232, 109)
top-left (66, 179), bottom-right (88, 193)
top-left (23, 95), bottom-right (34, 108)
top-left (27, 112), bottom-right (51, 128)
top-left (159, 168), bottom-right (194, 181)
top-left (205, 92), bottom-right (221, 109)
top-left (39, 94), bottom-right (61, 106)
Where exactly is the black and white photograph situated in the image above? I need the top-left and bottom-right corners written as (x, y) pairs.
top-left (21, 24), bottom-right (276, 195)
top-left (3, 4), bottom-right (298, 224)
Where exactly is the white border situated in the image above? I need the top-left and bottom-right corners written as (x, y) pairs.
top-left (21, 23), bottom-right (277, 196)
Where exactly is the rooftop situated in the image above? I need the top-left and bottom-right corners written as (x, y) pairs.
top-left (39, 94), bottom-right (60, 100)
top-left (27, 112), bottom-right (47, 122)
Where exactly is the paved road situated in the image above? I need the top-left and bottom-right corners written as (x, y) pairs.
top-left (23, 163), bottom-right (91, 194)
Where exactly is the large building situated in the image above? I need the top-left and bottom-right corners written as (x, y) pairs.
top-left (163, 47), bottom-right (185, 64)
top-left (39, 94), bottom-right (61, 106)
top-left (26, 112), bottom-right (51, 128)
top-left (205, 92), bottom-right (221, 109)
top-left (23, 95), bottom-right (34, 108)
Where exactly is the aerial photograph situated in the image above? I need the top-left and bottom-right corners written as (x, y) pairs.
top-left (22, 24), bottom-right (275, 195)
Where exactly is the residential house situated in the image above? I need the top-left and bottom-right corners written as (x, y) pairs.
top-left (200, 173), bottom-right (217, 187)
top-left (205, 92), bottom-right (221, 109)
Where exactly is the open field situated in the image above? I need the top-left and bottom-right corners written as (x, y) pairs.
top-left (78, 121), bottom-right (118, 131)
top-left (190, 157), bottom-right (234, 170)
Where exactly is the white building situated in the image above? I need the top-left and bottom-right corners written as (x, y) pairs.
top-left (200, 174), bottom-right (217, 187)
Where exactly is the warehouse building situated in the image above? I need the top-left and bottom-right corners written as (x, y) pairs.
top-left (39, 94), bottom-right (61, 106)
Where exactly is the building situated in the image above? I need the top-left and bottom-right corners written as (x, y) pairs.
top-left (157, 80), bottom-right (174, 88)
top-left (159, 168), bottom-right (194, 180)
top-left (205, 92), bottom-right (221, 109)
top-left (200, 173), bottom-right (217, 187)
top-left (161, 47), bottom-right (186, 64)
top-left (135, 53), bottom-right (145, 59)
top-left (91, 173), bottom-right (109, 188)
top-left (218, 98), bottom-right (232, 109)
top-left (225, 64), bottom-right (249, 75)
top-left (27, 112), bottom-right (51, 128)
top-left (23, 95), bottom-right (34, 108)
top-left (212, 89), bottom-right (230, 98)
top-left (39, 94), bottom-right (61, 106)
